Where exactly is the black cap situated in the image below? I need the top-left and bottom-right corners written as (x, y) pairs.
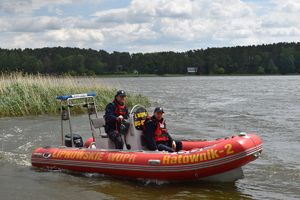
top-left (154, 107), bottom-right (164, 113)
top-left (116, 90), bottom-right (126, 97)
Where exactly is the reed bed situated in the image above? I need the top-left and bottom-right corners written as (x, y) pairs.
top-left (0, 73), bottom-right (150, 117)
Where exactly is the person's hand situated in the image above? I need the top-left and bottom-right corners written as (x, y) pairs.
top-left (172, 141), bottom-right (176, 150)
top-left (117, 115), bottom-right (124, 121)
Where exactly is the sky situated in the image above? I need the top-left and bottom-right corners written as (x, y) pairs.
top-left (0, 0), bottom-right (299, 52)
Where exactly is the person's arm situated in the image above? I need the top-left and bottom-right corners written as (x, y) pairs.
top-left (163, 121), bottom-right (176, 150)
top-left (164, 122), bottom-right (173, 141)
top-left (124, 106), bottom-right (130, 119)
top-left (144, 121), bottom-right (158, 150)
top-left (166, 132), bottom-right (173, 142)
top-left (104, 103), bottom-right (117, 122)
top-left (165, 131), bottom-right (176, 150)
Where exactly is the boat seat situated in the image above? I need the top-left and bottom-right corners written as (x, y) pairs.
top-left (91, 118), bottom-right (105, 129)
top-left (90, 118), bottom-right (108, 138)
top-left (100, 133), bottom-right (109, 138)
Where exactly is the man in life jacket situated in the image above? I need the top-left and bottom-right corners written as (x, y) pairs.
top-left (104, 90), bottom-right (129, 149)
top-left (144, 107), bottom-right (182, 152)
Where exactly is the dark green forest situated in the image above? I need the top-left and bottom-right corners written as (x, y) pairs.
top-left (1, 42), bottom-right (300, 75)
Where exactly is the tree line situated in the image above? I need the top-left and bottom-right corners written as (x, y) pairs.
top-left (1, 42), bottom-right (300, 75)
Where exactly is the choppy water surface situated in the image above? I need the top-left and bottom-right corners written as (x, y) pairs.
top-left (1, 76), bottom-right (299, 200)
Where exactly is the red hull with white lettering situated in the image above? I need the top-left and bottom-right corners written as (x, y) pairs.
top-left (31, 133), bottom-right (262, 181)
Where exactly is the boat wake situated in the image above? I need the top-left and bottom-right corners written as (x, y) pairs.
top-left (0, 151), bottom-right (31, 166)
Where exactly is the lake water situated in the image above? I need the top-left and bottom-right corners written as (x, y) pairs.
top-left (1, 76), bottom-right (299, 200)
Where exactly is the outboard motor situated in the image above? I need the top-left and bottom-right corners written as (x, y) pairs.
top-left (65, 134), bottom-right (84, 147)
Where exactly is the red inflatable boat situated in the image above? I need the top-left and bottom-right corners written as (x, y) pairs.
top-left (31, 93), bottom-right (263, 182)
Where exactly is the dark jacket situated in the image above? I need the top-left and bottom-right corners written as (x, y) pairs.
top-left (143, 116), bottom-right (173, 150)
top-left (104, 100), bottom-right (129, 132)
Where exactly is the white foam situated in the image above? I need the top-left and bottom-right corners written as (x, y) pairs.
top-left (12, 126), bottom-right (23, 133)
top-left (17, 142), bottom-right (33, 151)
top-left (0, 151), bottom-right (31, 166)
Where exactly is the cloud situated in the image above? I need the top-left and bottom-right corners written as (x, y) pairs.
top-left (257, 0), bottom-right (300, 41)
top-left (0, 17), bottom-right (62, 32)
top-left (0, 0), bottom-right (74, 15)
top-left (48, 6), bottom-right (64, 16)
top-left (0, 0), bottom-right (300, 52)
top-left (46, 29), bottom-right (104, 43)
top-left (93, 8), bottom-right (129, 23)
top-left (92, 0), bottom-right (260, 50)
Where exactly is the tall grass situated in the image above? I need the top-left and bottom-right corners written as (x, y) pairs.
top-left (0, 73), bottom-right (150, 117)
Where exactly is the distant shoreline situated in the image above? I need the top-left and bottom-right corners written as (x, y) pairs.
top-left (1, 43), bottom-right (300, 76)
top-left (78, 73), bottom-right (300, 78)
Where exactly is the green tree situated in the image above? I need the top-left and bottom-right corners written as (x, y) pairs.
top-left (92, 61), bottom-right (106, 74)
top-left (279, 47), bottom-right (296, 74)
top-left (22, 56), bottom-right (43, 73)
top-left (294, 51), bottom-right (300, 73)
top-left (211, 64), bottom-right (225, 74)
top-left (1, 42), bottom-right (300, 75)
top-left (265, 59), bottom-right (278, 74)
top-left (257, 66), bottom-right (265, 74)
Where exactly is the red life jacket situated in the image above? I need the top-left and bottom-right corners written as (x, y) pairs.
top-left (148, 117), bottom-right (169, 142)
top-left (113, 100), bottom-right (127, 116)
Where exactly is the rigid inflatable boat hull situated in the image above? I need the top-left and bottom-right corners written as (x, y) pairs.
top-left (31, 134), bottom-right (262, 181)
